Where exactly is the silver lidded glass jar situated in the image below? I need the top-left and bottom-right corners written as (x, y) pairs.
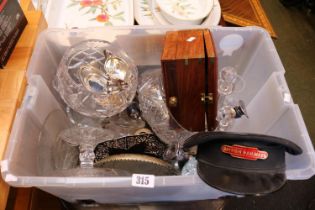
top-left (54, 39), bottom-right (138, 118)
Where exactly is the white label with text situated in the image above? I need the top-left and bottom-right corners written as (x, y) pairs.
top-left (131, 174), bottom-right (155, 188)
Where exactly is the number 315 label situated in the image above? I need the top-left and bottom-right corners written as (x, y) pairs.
top-left (131, 174), bottom-right (155, 188)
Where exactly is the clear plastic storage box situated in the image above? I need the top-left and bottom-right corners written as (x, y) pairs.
top-left (1, 26), bottom-right (315, 203)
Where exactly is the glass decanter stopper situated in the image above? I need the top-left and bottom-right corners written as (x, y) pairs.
top-left (217, 100), bottom-right (248, 131)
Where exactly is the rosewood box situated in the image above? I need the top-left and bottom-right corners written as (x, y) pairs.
top-left (161, 29), bottom-right (218, 131)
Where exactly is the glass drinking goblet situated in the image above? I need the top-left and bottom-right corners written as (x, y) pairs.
top-left (39, 109), bottom-right (130, 176)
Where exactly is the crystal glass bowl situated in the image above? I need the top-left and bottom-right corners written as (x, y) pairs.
top-left (54, 40), bottom-right (138, 118)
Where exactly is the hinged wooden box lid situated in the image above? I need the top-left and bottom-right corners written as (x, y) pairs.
top-left (161, 29), bottom-right (218, 131)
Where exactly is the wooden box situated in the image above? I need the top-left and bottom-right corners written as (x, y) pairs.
top-left (161, 29), bottom-right (218, 131)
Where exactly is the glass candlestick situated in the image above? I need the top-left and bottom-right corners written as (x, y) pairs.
top-left (218, 66), bottom-right (245, 96)
top-left (221, 66), bottom-right (237, 83)
top-left (218, 66), bottom-right (237, 95)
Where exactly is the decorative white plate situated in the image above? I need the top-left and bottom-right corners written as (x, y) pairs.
top-left (45, 0), bottom-right (134, 28)
top-left (134, 0), bottom-right (221, 26)
top-left (156, 0), bottom-right (213, 25)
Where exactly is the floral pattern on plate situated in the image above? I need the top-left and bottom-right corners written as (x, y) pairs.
top-left (47, 0), bottom-right (134, 28)
top-left (140, 0), bottom-right (153, 17)
top-left (165, 0), bottom-right (196, 18)
top-left (68, 0), bottom-right (126, 26)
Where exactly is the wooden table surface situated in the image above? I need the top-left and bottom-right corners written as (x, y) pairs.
top-left (0, 0), bottom-right (47, 209)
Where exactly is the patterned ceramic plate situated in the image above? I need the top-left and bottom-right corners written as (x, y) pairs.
top-left (45, 0), bottom-right (134, 28)
top-left (134, 0), bottom-right (221, 26)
